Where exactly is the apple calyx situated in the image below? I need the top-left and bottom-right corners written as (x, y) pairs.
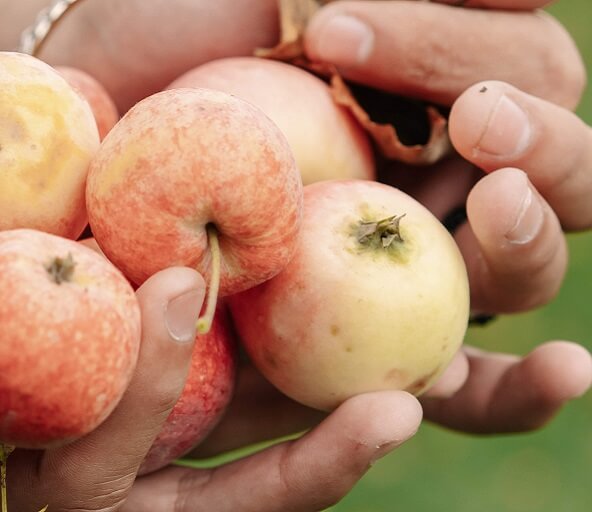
top-left (45, 254), bottom-right (76, 284)
top-left (196, 224), bottom-right (221, 335)
top-left (357, 214), bottom-right (406, 249)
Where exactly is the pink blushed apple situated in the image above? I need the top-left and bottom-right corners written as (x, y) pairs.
top-left (0, 229), bottom-right (141, 448)
top-left (230, 180), bottom-right (470, 411)
top-left (167, 57), bottom-right (375, 185)
top-left (86, 88), bottom-right (303, 304)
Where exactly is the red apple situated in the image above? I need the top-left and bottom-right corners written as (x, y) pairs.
top-left (56, 66), bottom-right (120, 141)
top-left (0, 229), bottom-right (141, 448)
top-left (0, 52), bottom-right (99, 239)
top-left (139, 307), bottom-right (237, 475)
top-left (167, 57), bottom-right (375, 185)
top-left (230, 180), bottom-right (470, 411)
top-left (86, 88), bottom-right (303, 306)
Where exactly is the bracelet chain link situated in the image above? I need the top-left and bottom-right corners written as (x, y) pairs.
top-left (18, 0), bottom-right (81, 56)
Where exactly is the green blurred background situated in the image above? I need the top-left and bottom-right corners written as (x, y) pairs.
top-left (331, 2), bottom-right (592, 510)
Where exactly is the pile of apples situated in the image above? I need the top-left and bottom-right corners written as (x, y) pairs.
top-left (0, 51), bottom-right (469, 472)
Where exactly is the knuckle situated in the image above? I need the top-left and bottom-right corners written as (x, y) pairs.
top-left (400, 36), bottom-right (451, 89)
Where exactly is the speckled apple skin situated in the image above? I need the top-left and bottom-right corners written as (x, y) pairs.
top-left (0, 52), bottom-right (99, 239)
top-left (229, 180), bottom-right (470, 411)
top-left (139, 307), bottom-right (237, 475)
top-left (167, 57), bottom-right (375, 185)
top-left (86, 88), bottom-right (303, 295)
top-left (0, 229), bottom-right (141, 448)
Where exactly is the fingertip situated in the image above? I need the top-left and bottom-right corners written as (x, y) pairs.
top-left (466, 167), bottom-right (531, 241)
top-left (524, 341), bottom-right (592, 402)
top-left (304, 5), bottom-right (375, 68)
top-left (423, 350), bottom-right (469, 399)
top-left (136, 266), bottom-right (206, 304)
top-left (450, 81), bottom-right (530, 164)
top-left (337, 390), bottom-right (423, 452)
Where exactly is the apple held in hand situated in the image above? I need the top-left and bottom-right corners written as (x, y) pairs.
top-left (230, 180), bottom-right (470, 411)
top-left (86, 88), bottom-right (303, 321)
top-left (139, 307), bottom-right (237, 475)
top-left (167, 57), bottom-right (375, 185)
top-left (0, 52), bottom-right (99, 239)
top-left (0, 229), bottom-right (141, 448)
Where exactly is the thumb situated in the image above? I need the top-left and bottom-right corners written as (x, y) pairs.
top-left (10, 267), bottom-right (205, 511)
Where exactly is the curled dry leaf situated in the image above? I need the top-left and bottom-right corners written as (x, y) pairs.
top-left (256, 0), bottom-right (452, 165)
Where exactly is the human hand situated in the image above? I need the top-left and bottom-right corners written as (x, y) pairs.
top-left (2, 0), bottom-right (584, 113)
top-left (184, 75), bottom-right (592, 449)
top-left (189, 340), bottom-right (591, 461)
top-left (304, 0), bottom-right (585, 109)
top-left (7, 266), bottom-right (422, 512)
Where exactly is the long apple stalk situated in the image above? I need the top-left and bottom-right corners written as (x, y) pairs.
top-left (196, 225), bottom-right (221, 335)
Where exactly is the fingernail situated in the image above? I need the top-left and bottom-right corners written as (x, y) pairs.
top-left (311, 14), bottom-right (374, 66)
top-left (165, 289), bottom-right (202, 343)
top-left (477, 95), bottom-right (532, 157)
top-left (506, 183), bottom-right (544, 244)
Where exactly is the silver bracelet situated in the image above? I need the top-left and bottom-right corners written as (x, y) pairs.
top-left (18, 0), bottom-right (82, 56)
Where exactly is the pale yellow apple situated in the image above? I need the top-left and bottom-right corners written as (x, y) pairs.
top-left (0, 52), bottom-right (100, 238)
top-left (230, 180), bottom-right (470, 411)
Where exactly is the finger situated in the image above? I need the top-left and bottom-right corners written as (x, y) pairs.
top-left (304, 2), bottom-right (584, 108)
top-left (456, 168), bottom-right (568, 313)
top-left (422, 350), bottom-right (470, 399)
top-left (422, 342), bottom-right (592, 434)
top-left (450, 81), bottom-right (592, 231)
top-left (10, 267), bottom-right (206, 511)
top-left (196, 349), bottom-right (466, 458)
top-left (124, 390), bottom-right (422, 512)
top-left (37, 0), bottom-right (279, 111)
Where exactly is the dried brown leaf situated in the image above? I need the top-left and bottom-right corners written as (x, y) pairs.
top-left (257, 0), bottom-right (453, 166)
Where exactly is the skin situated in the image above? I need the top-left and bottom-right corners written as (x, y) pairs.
top-left (86, 88), bottom-right (303, 293)
top-left (56, 66), bottom-right (120, 141)
top-left (0, 52), bottom-right (99, 239)
top-left (0, 229), bottom-right (141, 448)
top-left (2, 0), bottom-right (592, 510)
top-left (168, 57), bottom-right (375, 185)
top-left (230, 180), bottom-right (470, 410)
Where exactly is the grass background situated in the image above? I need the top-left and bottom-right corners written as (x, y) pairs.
top-left (331, 2), bottom-right (592, 510)
top-left (183, 2), bottom-right (592, 510)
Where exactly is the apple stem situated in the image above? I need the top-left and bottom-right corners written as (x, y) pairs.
top-left (0, 444), bottom-right (14, 512)
top-left (196, 225), bottom-right (221, 335)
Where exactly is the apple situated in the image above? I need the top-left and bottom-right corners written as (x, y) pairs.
top-left (139, 306), bottom-right (237, 475)
top-left (56, 66), bottom-right (120, 141)
top-left (86, 87), bottom-right (303, 331)
top-left (0, 229), bottom-right (141, 448)
top-left (167, 57), bottom-right (375, 185)
top-left (0, 52), bottom-right (100, 239)
top-left (229, 180), bottom-right (470, 411)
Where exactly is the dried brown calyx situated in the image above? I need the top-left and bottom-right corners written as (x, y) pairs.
top-left (256, 0), bottom-right (452, 166)
top-left (46, 253), bottom-right (76, 284)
